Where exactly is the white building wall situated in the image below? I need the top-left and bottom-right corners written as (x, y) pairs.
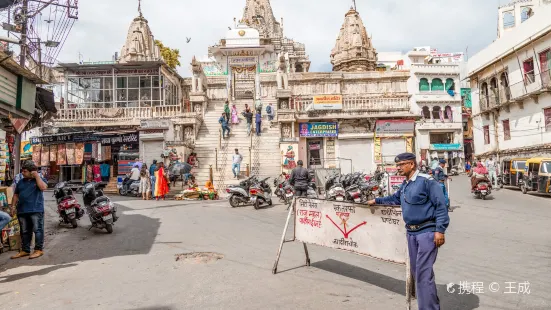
top-left (497, 0), bottom-right (543, 39)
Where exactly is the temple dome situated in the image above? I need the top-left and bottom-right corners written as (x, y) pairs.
top-left (330, 7), bottom-right (377, 72)
top-left (119, 14), bottom-right (161, 63)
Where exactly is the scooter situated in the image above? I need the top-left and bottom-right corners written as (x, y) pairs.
top-left (473, 181), bottom-right (492, 200)
top-left (118, 177), bottom-right (140, 196)
top-left (227, 176), bottom-right (259, 208)
top-left (53, 182), bottom-right (85, 228)
top-left (327, 175), bottom-right (346, 202)
top-left (450, 165), bottom-right (459, 176)
top-left (249, 177), bottom-right (272, 209)
top-left (83, 182), bottom-right (119, 233)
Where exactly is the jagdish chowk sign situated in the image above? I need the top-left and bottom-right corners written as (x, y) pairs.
top-left (299, 122), bottom-right (338, 137)
top-left (312, 95), bottom-right (342, 110)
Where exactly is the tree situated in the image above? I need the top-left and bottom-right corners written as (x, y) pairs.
top-left (155, 40), bottom-right (181, 69)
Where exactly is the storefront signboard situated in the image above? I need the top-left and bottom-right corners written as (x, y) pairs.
top-left (140, 119), bottom-right (171, 129)
top-left (299, 122), bottom-right (338, 138)
top-left (229, 56), bottom-right (257, 66)
top-left (430, 143), bottom-right (462, 151)
top-left (375, 120), bottom-right (415, 136)
top-left (312, 95), bottom-right (342, 110)
top-left (31, 132), bottom-right (139, 145)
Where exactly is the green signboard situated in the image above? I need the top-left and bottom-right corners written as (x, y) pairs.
top-left (461, 88), bottom-right (471, 108)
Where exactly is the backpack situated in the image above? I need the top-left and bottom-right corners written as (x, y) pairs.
top-left (266, 105), bottom-right (272, 114)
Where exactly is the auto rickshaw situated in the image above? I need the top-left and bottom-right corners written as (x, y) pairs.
top-left (520, 157), bottom-right (551, 195)
top-left (500, 158), bottom-right (528, 189)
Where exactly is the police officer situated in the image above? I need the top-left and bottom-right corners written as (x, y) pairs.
top-left (434, 159), bottom-right (452, 211)
top-left (368, 153), bottom-right (450, 310)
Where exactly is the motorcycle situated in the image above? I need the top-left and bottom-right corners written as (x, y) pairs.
top-left (473, 181), bottom-right (492, 200)
top-left (249, 177), bottom-right (273, 209)
top-left (450, 165), bottom-right (459, 176)
top-left (227, 176), bottom-right (258, 208)
top-left (326, 174), bottom-right (346, 202)
top-left (83, 182), bottom-right (119, 233)
top-left (118, 177), bottom-right (140, 197)
top-left (53, 182), bottom-right (85, 228)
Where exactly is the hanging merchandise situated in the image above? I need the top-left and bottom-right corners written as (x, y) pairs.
top-left (66, 143), bottom-right (76, 165)
top-left (102, 145), bottom-right (111, 161)
top-left (75, 143), bottom-right (84, 164)
top-left (83, 143), bottom-right (92, 161)
top-left (40, 145), bottom-right (50, 167)
top-left (49, 144), bottom-right (58, 163)
top-left (91, 142), bottom-right (98, 160)
top-left (32, 145), bottom-right (41, 165)
top-left (57, 144), bottom-right (67, 165)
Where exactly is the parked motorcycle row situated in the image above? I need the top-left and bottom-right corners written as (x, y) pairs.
top-left (273, 170), bottom-right (318, 208)
top-left (324, 170), bottom-right (388, 203)
top-left (54, 181), bottom-right (119, 233)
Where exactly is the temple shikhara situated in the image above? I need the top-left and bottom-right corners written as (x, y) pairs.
top-left (43, 0), bottom-right (417, 191)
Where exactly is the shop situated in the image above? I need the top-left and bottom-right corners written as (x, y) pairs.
top-left (298, 122), bottom-right (338, 169)
top-left (138, 119), bottom-right (174, 166)
top-left (374, 120), bottom-right (415, 165)
top-left (30, 131), bottom-right (140, 184)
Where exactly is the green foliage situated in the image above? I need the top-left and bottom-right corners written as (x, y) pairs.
top-left (155, 40), bottom-right (181, 69)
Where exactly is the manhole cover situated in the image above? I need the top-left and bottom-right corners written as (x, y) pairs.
top-left (175, 252), bottom-right (224, 264)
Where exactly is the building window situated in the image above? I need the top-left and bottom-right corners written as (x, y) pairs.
top-left (545, 108), bottom-right (551, 132)
top-left (445, 78), bottom-right (455, 92)
top-left (430, 132), bottom-right (453, 144)
top-left (444, 105), bottom-right (453, 121)
top-left (523, 58), bottom-right (535, 84)
top-left (503, 11), bottom-right (515, 29)
top-left (521, 7), bottom-right (533, 23)
top-left (503, 120), bottom-right (511, 141)
top-left (500, 72), bottom-right (511, 101)
top-left (481, 82), bottom-right (489, 109)
top-left (431, 78), bottom-right (444, 91)
top-left (432, 106), bottom-right (442, 121)
top-left (540, 49), bottom-right (551, 85)
top-left (483, 125), bottom-right (490, 145)
top-left (422, 106), bottom-right (431, 119)
top-left (419, 78), bottom-right (430, 92)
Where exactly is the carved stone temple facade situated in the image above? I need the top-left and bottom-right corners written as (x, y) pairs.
top-left (43, 1), bottom-right (418, 187)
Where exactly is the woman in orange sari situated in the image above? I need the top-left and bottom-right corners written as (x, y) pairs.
top-left (155, 162), bottom-right (170, 200)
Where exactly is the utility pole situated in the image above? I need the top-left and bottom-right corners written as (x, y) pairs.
top-left (14, 0), bottom-right (29, 175)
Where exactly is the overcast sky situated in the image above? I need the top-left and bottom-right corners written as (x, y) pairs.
top-left (55, 0), bottom-right (500, 76)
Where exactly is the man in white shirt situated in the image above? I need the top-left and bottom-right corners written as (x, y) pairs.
top-left (124, 164), bottom-right (141, 191)
top-left (487, 157), bottom-right (497, 188)
top-left (232, 149), bottom-right (243, 179)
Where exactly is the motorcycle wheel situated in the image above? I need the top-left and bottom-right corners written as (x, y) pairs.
top-left (70, 218), bottom-right (78, 228)
top-left (268, 199), bottom-right (273, 206)
top-left (229, 195), bottom-right (240, 208)
top-left (253, 199), bottom-right (260, 210)
top-left (482, 195), bottom-right (486, 200)
top-left (118, 188), bottom-right (125, 196)
top-left (105, 223), bottom-right (114, 234)
top-left (521, 184), bottom-right (527, 194)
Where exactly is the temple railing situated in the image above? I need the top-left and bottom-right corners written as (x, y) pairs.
top-left (54, 105), bottom-right (200, 122)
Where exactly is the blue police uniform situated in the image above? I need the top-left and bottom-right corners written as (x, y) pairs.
top-left (375, 153), bottom-right (450, 310)
top-left (433, 160), bottom-right (450, 207)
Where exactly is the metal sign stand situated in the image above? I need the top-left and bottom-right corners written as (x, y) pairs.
top-left (272, 198), bottom-right (310, 274)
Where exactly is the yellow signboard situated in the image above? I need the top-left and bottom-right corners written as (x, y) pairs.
top-left (312, 95), bottom-right (343, 110)
top-left (374, 137), bottom-right (382, 163)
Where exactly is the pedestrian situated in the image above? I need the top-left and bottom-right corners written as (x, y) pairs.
top-left (231, 103), bottom-right (240, 125)
top-left (139, 164), bottom-right (151, 200)
top-left (242, 109), bottom-right (253, 136)
top-left (154, 162), bottom-right (170, 201)
top-left (368, 153), bottom-right (450, 310)
top-left (224, 100), bottom-right (231, 122)
top-left (100, 161), bottom-right (110, 182)
top-left (232, 149), bottom-right (243, 179)
top-left (434, 159), bottom-right (452, 211)
top-left (150, 160), bottom-right (157, 199)
top-left (245, 104), bottom-right (251, 113)
top-left (219, 113), bottom-right (231, 138)
top-left (11, 160), bottom-right (49, 259)
top-left (255, 110), bottom-right (262, 136)
top-left (289, 160), bottom-right (310, 197)
top-left (430, 157), bottom-right (439, 175)
top-left (487, 156), bottom-right (497, 188)
top-left (266, 102), bottom-right (274, 121)
top-left (465, 161), bottom-right (471, 174)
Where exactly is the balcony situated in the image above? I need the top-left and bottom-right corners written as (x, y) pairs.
top-left (411, 64), bottom-right (460, 75)
top-left (278, 96), bottom-right (413, 120)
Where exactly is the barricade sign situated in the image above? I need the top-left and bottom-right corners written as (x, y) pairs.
top-left (272, 198), bottom-right (414, 309)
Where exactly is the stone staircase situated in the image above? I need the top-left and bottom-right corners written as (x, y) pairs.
top-left (193, 99), bottom-right (281, 195)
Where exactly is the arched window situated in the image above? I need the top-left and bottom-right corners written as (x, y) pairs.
top-left (500, 72), bottom-right (511, 101)
top-left (432, 106), bottom-right (442, 120)
top-left (445, 78), bottom-right (455, 91)
top-left (444, 105), bottom-right (453, 121)
top-left (521, 7), bottom-right (533, 23)
top-left (490, 77), bottom-right (498, 104)
top-left (419, 78), bottom-right (430, 92)
top-left (422, 106), bottom-right (431, 119)
top-left (481, 82), bottom-right (489, 109)
top-left (431, 78), bottom-right (444, 91)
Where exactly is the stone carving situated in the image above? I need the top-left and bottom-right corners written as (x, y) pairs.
top-left (339, 119), bottom-right (374, 134)
top-left (119, 11), bottom-right (161, 63)
top-left (98, 108), bottom-right (124, 118)
top-left (191, 56), bottom-right (207, 93)
top-left (330, 7), bottom-right (377, 72)
top-left (276, 52), bottom-right (289, 90)
top-left (193, 103), bottom-right (203, 113)
top-left (183, 126), bottom-right (194, 142)
top-left (279, 99), bottom-right (289, 110)
top-left (281, 123), bottom-right (292, 138)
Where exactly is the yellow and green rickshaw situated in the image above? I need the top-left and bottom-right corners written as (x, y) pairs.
top-left (500, 158), bottom-right (528, 189)
top-left (520, 157), bottom-right (551, 195)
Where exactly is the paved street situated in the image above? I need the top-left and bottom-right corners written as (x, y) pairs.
top-left (0, 175), bottom-right (550, 310)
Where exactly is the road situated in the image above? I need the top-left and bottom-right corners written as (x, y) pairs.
top-left (0, 175), bottom-right (550, 310)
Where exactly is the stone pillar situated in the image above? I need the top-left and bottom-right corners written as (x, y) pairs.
top-left (192, 75), bottom-right (197, 92)
top-left (197, 76), bottom-right (202, 92)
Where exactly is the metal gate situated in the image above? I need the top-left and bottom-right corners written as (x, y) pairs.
top-left (232, 69), bottom-right (256, 99)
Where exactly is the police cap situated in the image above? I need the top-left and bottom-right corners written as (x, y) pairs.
top-left (394, 153), bottom-right (416, 163)
top-left (439, 159), bottom-right (447, 164)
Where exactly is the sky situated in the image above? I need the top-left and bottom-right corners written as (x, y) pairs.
top-left (52, 0), bottom-right (500, 76)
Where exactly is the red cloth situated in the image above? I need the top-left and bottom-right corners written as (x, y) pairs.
top-left (93, 164), bottom-right (101, 182)
top-left (474, 163), bottom-right (488, 175)
top-left (155, 167), bottom-right (170, 197)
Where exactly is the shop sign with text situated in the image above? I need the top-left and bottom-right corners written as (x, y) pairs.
top-left (299, 122), bottom-right (338, 137)
top-left (375, 120), bottom-right (415, 136)
top-left (312, 95), bottom-right (343, 110)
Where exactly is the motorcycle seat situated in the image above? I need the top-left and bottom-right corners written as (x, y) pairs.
top-left (94, 196), bottom-right (110, 204)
